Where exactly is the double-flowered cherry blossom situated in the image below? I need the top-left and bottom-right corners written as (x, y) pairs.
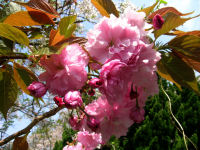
top-left (39, 44), bottom-right (89, 96)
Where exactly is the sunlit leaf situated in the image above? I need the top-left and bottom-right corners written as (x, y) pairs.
top-left (138, 1), bottom-right (159, 16)
top-left (4, 10), bottom-right (55, 26)
top-left (154, 13), bottom-right (194, 39)
top-left (148, 7), bottom-right (193, 19)
top-left (172, 30), bottom-right (200, 37)
top-left (157, 60), bottom-right (181, 89)
top-left (59, 16), bottom-right (77, 38)
top-left (91, 0), bottom-right (119, 17)
top-left (159, 53), bottom-right (199, 95)
top-left (13, 62), bottom-right (38, 95)
top-left (169, 35), bottom-right (200, 62)
top-left (12, 136), bottom-right (29, 150)
top-left (0, 23), bottom-right (29, 46)
top-left (0, 65), bottom-right (18, 119)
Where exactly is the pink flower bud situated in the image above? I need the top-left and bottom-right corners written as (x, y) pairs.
top-left (27, 81), bottom-right (47, 98)
top-left (87, 117), bottom-right (100, 132)
top-left (88, 89), bottom-right (95, 96)
top-left (69, 116), bottom-right (83, 131)
top-left (88, 78), bottom-right (103, 88)
top-left (63, 91), bottom-right (83, 109)
top-left (153, 14), bottom-right (164, 30)
top-left (53, 96), bottom-right (65, 107)
top-left (130, 108), bottom-right (145, 123)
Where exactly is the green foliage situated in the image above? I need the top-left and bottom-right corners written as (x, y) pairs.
top-left (0, 65), bottom-right (18, 119)
top-left (53, 125), bottom-right (77, 150)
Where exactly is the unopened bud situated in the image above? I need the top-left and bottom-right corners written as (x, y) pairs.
top-left (153, 14), bottom-right (164, 30)
top-left (54, 96), bottom-right (65, 107)
top-left (27, 81), bottom-right (47, 98)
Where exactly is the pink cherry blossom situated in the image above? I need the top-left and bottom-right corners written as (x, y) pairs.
top-left (39, 44), bottom-right (89, 96)
top-left (27, 81), bottom-right (47, 98)
top-left (99, 59), bottom-right (131, 104)
top-left (63, 142), bottom-right (83, 150)
top-left (88, 78), bottom-right (103, 88)
top-left (85, 96), bottom-right (133, 144)
top-left (69, 116), bottom-right (84, 131)
top-left (64, 91), bottom-right (83, 109)
top-left (86, 14), bottom-right (142, 68)
top-left (77, 130), bottom-right (102, 150)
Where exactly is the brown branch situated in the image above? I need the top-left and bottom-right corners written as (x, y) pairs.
top-left (0, 106), bottom-right (65, 146)
top-left (0, 55), bottom-right (28, 60)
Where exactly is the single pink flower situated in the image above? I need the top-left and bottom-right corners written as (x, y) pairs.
top-left (77, 130), bottom-right (102, 150)
top-left (153, 14), bottom-right (164, 30)
top-left (27, 81), bottom-right (47, 98)
top-left (64, 91), bottom-right (83, 109)
top-left (39, 44), bottom-right (89, 96)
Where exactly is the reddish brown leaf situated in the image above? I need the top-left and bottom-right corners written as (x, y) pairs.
top-left (172, 30), bottom-right (200, 37)
top-left (148, 7), bottom-right (193, 19)
top-left (15, 0), bottom-right (59, 17)
top-left (12, 136), bottom-right (29, 150)
top-left (174, 51), bottom-right (200, 73)
top-left (4, 11), bottom-right (54, 26)
top-left (49, 29), bottom-right (87, 50)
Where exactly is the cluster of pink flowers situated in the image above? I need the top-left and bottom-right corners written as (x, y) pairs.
top-left (28, 9), bottom-right (161, 150)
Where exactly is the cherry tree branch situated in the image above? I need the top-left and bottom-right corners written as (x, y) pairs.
top-left (0, 106), bottom-right (65, 146)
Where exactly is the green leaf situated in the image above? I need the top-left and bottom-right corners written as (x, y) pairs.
top-left (159, 53), bottom-right (199, 95)
top-left (0, 65), bottom-right (18, 119)
top-left (13, 62), bottom-right (38, 95)
top-left (154, 13), bottom-right (193, 39)
top-left (0, 23), bottom-right (29, 46)
top-left (91, 0), bottom-right (119, 17)
top-left (138, 1), bottom-right (159, 16)
top-left (59, 16), bottom-right (77, 38)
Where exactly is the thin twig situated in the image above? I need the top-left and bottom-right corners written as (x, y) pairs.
top-left (0, 106), bottom-right (65, 146)
top-left (160, 81), bottom-right (189, 150)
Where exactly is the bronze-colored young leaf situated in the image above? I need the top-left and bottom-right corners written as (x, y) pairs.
top-left (154, 13), bottom-right (192, 39)
top-left (0, 65), bottom-right (18, 119)
top-left (169, 35), bottom-right (200, 62)
top-left (173, 50), bottom-right (200, 73)
top-left (160, 53), bottom-right (199, 95)
top-left (138, 1), bottom-right (159, 17)
top-left (91, 0), bottom-right (119, 17)
top-left (148, 7), bottom-right (193, 19)
top-left (4, 11), bottom-right (54, 26)
top-left (172, 30), bottom-right (200, 37)
top-left (0, 23), bottom-right (29, 46)
top-left (59, 16), bottom-right (77, 38)
top-left (14, 0), bottom-right (59, 17)
top-left (13, 62), bottom-right (38, 95)
top-left (12, 136), bottom-right (29, 150)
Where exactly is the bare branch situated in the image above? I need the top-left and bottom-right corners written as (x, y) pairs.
top-left (0, 106), bottom-right (65, 146)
